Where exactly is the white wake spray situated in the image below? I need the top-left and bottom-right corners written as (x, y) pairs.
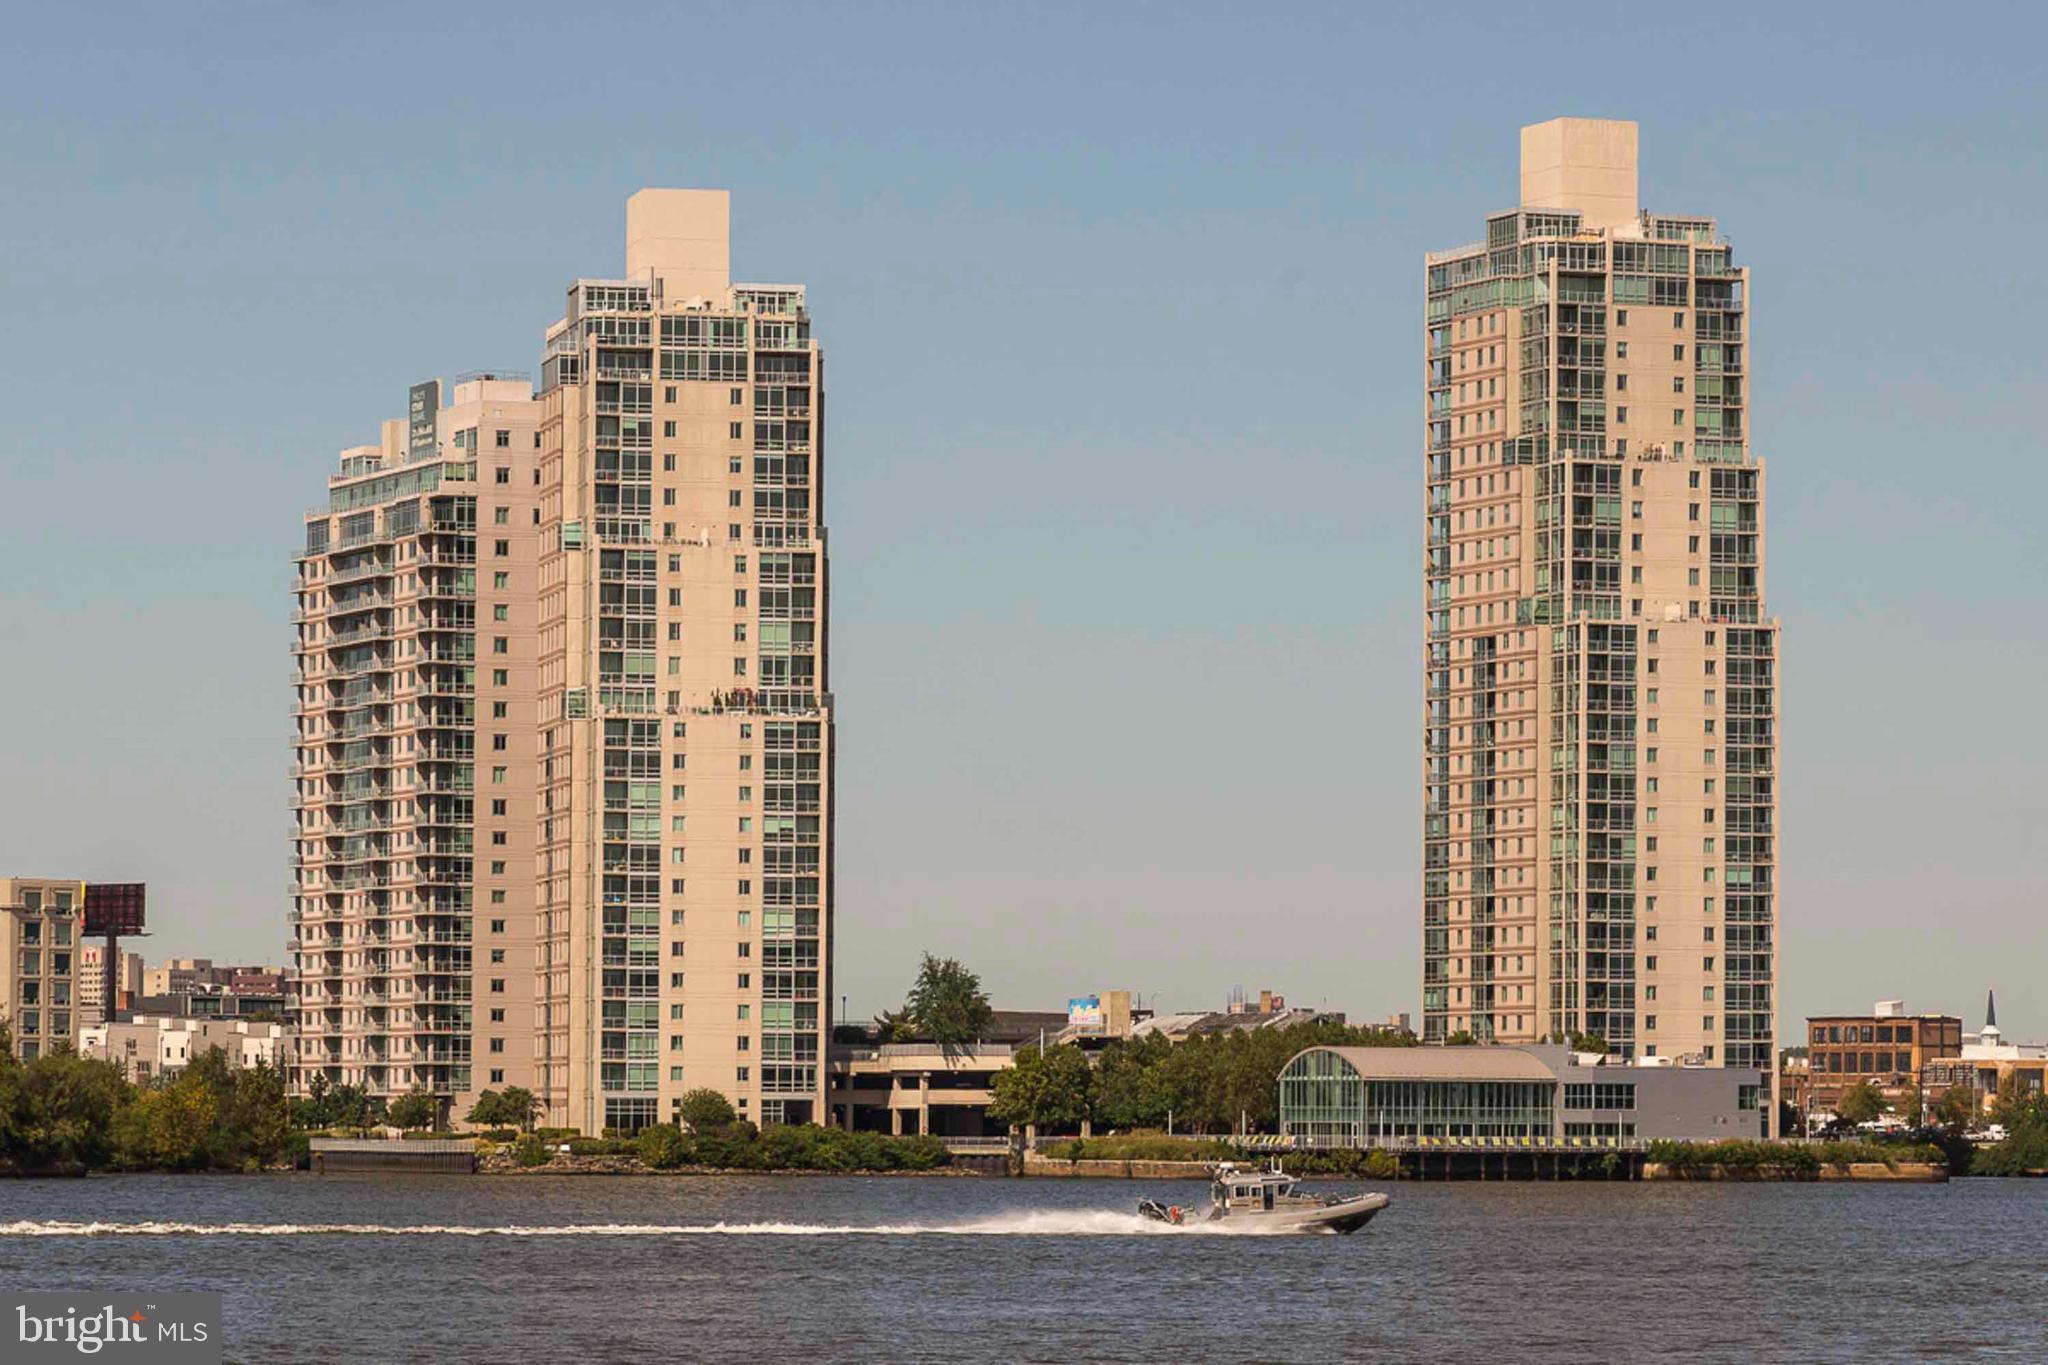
top-left (0, 1209), bottom-right (1285, 1239)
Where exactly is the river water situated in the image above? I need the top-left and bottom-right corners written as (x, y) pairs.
top-left (4, 1173), bottom-right (2043, 1362)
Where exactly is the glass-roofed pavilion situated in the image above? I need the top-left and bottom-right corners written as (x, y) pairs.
top-left (1278, 1047), bottom-right (1557, 1147)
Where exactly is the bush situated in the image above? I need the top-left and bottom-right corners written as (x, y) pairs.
top-left (1646, 1138), bottom-right (1944, 1177)
top-left (624, 1123), bottom-right (949, 1173)
top-left (1971, 1126), bottom-right (2048, 1176)
top-left (566, 1137), bottom-right (638, 1157)
top-left (1039, 1135), bottom-right (1238, 1163)
top-left (512, 1135), bottom-right (552, 1168)
top-left (1289, 1147), bottom-right (1400, 1179)
top-left (638, 1125), bottom-right (691, 1170)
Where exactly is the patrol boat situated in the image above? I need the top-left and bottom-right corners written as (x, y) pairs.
top-left (1137, 1162), bottom-right (1389, 1235)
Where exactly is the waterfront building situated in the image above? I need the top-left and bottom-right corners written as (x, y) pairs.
top-left (1802, 1000), bottom-right (1962, 1114)
top-left (1422, 118), bottom-right (1779, 1069)
top-left (1278, 1044), bottom-right (1765, 1147)
top-left (1921, 992), bottom-right (2046, 1114)
top-left (828, 1009), bottom-right (1072, 1136)
top-left (829, 1042), bottom-right (1013, 1138)
top-left (78, 945), bottom-right (144, 1025)
top-left (292, 373), bottom-right (545, 1115)
top-left (532, 190), bottom-right (832, 1133)
top-left (1, 876), bottom-right (84, 1060)
top-left (83, 1014), bottom-right (289, 1080)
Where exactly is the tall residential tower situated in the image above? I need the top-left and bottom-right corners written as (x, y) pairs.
top-left (1422, 120), bottom-right (1777, 1069)
top-left (291, 376), bottom-right (543, 1111)
top-left (533, 191), bottom-right (832, 1133)
top-left (292, 192), bottom-right (831, 1134)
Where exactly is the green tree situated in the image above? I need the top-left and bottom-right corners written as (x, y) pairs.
top-left (1445, 1030), bottom-right (1478, 1046)
top-left (988, 1044), bottom-right (1092, 1132)
top-left (1898, 1086), bottom-right (1925, 1127)
top-left (497, 1086), bottom-right (539, 1132)
top-left (0, 1040), bottom-right (130, 1171)
top-left (1836, 1080), bottom-right (1885, 1126)
top-left (330, 1084), bottom-right (379, 1131)
top-left (466, 1088), bottom-right (537, 1130)
top-left (209, 1054), bottom-right (292, 1168)
top-left (1973, 1080), bottom-right (2048, 1176)
top-left (116, 1073), bottom-right (218, 1170)
top-left (386, 1088), bottom-right (440, 1131)
top-left (1932, 1085), bottom-right (1977, 1130)
top-left (1990, 1073), bottom-right (2048, 1131)
top-left (1141, 1035), bottom-right (1213, 1132)
top-left (1568, 1032), bottom-right (1608, 1055)
top-left (678, 1088), bottom-right (738, 1132)
top-left (903, 953), bottom-right (993, 1047)
top-left (1092, 1033), bottom-right (1170, 1129)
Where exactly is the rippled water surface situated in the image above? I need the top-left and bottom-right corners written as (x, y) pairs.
top-left (5, 1173), bottom-right (2043, 1362)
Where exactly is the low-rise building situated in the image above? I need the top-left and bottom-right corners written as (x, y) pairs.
top-left (1921, 992), bottom-right (2046, 1115)
top-left (82, 1014), bottom-right (289, 1081)
top-left (2, 876), bottom-right (86, 1061)
top-left (143, 958), bottom-right (291, 1000)
top-left (826, 1007), bottom-right (1076, 1136)
top-left (1278, 1044), bottom-right (1767, 1147)
top-left (129, 984), bottom-right (289, 1021)
top-left (828, 1042), bottom-right (1014, 1137)
top-left (1779, 1047), bottom-right (1811, 1119)
top-left (1803, 1000), bottom-right (1962, 1114)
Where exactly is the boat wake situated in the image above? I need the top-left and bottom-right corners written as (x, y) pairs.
top-left (0, 1210), bottom-right (1277, 1239)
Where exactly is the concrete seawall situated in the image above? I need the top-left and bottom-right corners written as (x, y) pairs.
top-left (310, 1139), bottom-right (478, 1174)
top-left (1644, 1161), bottom-right (1946, 1183)
top-left (1021, 1155), bottom-right (1213, 1179)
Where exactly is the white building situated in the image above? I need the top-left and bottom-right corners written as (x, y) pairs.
top-left (82, 1014), bottom-right (289, 1081)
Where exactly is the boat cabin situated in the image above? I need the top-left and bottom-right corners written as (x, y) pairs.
top-left (1210, 1164), bottom-right (1300, 1213)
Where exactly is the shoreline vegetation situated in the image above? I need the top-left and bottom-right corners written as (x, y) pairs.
top-left (476, 1124), bottom-right (951, 1175)
top-left (8, 1013), bottom-right (2048, 1181)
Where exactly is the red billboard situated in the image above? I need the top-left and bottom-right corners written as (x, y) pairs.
top-left (83, 882), bottom-right (147, 936)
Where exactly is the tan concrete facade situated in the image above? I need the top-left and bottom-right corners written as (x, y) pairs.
top-left (534, 191), bottom-right (832, 1133)
top-left (1, 877), bottom-right (85, 1060)
top-left (292, 375), bottom-right (544, 1113)
top-left (1423, 119), bottom-right (1778, 1070)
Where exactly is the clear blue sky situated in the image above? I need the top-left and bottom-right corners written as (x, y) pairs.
top-left (2, 2), bottom-right (2043, 1038)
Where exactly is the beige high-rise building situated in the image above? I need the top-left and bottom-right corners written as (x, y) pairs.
top-left (78, 944), bottom-right (144, 1026)
top-left (1422, 119), bottom-right (1778, 1070)
top-left (533, 190), bottom-right (832, 1132)
top-left (2, 877), bottom-right (85, 1060)
top-left (292, 374), bottom-right (544, 1112)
